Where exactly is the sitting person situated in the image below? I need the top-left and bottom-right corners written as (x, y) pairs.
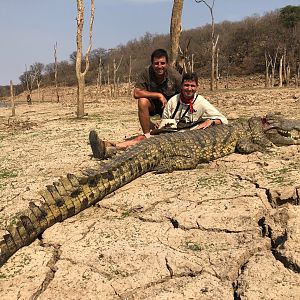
top-left (162, 72), bottom-right (227, 130)
top-left (89, 72), bottom-right (227, 159)
top-left (133, 48), bottom-right (182, 137)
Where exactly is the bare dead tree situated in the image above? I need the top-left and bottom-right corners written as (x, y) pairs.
top-left (113, 56), bottom-right (123, 98)
top-left (270, 51), bottom-right (278, 87)
top-left (190, 53), bottom-right (194, 72)
top-left (183, 52), bottom-right (195, 74)
top-left (195, 0), bottom-right (219, 91)
top-left (177, 46), bottom-right (186, 74)
top-left (215, 47), bottom-right (220, 89)
top-left (36, 77), bottom-right (42, 102)
top-left (283, 47), bottom-right (287, 85)
top-left (96, 54), bottom-right (102, 99)
top-left (107, 65), bottom-right (112, 98)
top-left (54, 42), bottom-right (60, 102)
top-left (76, 0), bottom-right (95, 118)
top-left (10, 80), bottom-right (15, 117)
top-left (128, 55), bottom-right (132, 96)
top-left (279, 55), bottom-right (283, 87)
top-left (286, 63), bottom-right (291, 86)
top-left (170, 0), bottom-right (184, 68)
top-left (264, 52), bottom-right (269, 87)
top-left (265, 47), bottom-right (279, 87)
top-left (29, 63), bottom-right (44, 102)
top-left (296, 62), bottom-right (300, 87)
top-left (25, 67), bottom-right (31, 105)
top-left (176, 37), bottom-right (191, 74)
top-left (25, 64), bottom-right (36, 104)
top-left (264, 51), bottom-right (272, 88)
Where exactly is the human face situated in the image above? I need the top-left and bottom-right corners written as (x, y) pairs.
top-left (181, 80), bottom-right (198, 99)
top-left (152, 56), bottom-right (167, 77)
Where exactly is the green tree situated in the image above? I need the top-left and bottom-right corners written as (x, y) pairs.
top-left (279, 5), bottom-right (300, 29)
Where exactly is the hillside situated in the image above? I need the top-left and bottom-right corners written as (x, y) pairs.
top-left (0, 5), bottom-right (299, 98)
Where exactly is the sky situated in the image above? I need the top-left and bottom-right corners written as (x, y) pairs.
top-left (0, 0), bottom-right (299, 85)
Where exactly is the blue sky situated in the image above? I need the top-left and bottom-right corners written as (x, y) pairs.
top-left (0, 0), bottom-right (299, 85)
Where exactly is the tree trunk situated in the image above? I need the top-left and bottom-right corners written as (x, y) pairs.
top-left (128, 55), bottom-right (132, 96)
top-left (265, 52), bottom-right (270, 88)
top-left (76, 0), bottom-right (84, 116)
top-left (215, 47), bottom-right (219, 90)
top-left (37, 82), bottom-right (41, 102)
top-left (113, 59), bottom-right (116, 97)
top-left (191, 53), bottom-right (194, 72)
top-left (211, 35), bottom-right (219, 91)
top-left (269, 48), bottom-right (278, 88)
top-left (113, 56), bottom-right (123, 98)
top-left (169, 0), bottom-right (184, 67)
top-left (96, 55), bottom-right (102, 99)
top-left (211, 45), bottom-right (215, 91)
top-left (10, 80), bottom-right (15, 117)
top-left (25, 64), bottom-right (33, 104)
top-left (195, 0), bottom-right (218, 91)
top-left (283, 48), bottom-right (287, 85)
top-left (271, 64), bottom-right (275, 87)
top-left (54, 42), bottom-right (60, 103)
top-left (279, 56), bottom-right (283, 87)
top-left (296, 62), bottom-right (300, 87)
top-left (77, 75), bottom-right (85, 117)
top-left (76, 0), bottom-right (94, 118)
top-left (286, 64), bottom-right (290, 86)
top-left (107, 65), bottom-right (112, 98)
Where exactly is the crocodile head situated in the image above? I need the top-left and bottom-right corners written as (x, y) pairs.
top-left (263, 112), bottom-right (300, 146)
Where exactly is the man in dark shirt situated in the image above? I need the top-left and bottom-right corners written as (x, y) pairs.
top-left (134, 48), bottom-right (182, 137)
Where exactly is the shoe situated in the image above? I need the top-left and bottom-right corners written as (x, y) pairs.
top-left (89, 130), bottom-right (106, 159)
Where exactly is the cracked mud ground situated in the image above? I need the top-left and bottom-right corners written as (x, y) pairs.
top-left (0, 86), bottom-right (300, 299)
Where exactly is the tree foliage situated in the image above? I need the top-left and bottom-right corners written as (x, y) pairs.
top-left (279, 5), bottom-right (300, 29)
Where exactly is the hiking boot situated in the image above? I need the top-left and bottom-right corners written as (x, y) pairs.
top-left (89, 130), bottom-right (106, 159)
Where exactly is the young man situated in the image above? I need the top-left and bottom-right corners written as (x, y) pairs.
top-left (89, 72), bottom-right (227, 159)
top-left (134, 48), bottom-right (182, 137)
top-left (162, 72), bottom-right (227, 129)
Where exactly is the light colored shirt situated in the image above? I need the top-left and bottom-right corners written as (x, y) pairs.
top-left (162, 93), bottom-right (228, 125)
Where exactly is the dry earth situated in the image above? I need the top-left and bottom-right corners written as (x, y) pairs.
top-left (0, 83), bottom-right (300, 299)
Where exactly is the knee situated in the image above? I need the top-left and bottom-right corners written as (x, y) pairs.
top-left (138, 98), bottom-right (151, 111)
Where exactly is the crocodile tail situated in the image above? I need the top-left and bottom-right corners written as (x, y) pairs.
top-left (0, 139), bottom-right (160, 267)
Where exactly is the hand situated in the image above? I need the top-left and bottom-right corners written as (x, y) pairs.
top-left (150, 120), bottom-right (161, 130)
top-left (195, 119), bottom-right (214, 130)
top-left (154, 120), bottom-right (161, 129)
top-left (158, 94), bottom-right (167, 108)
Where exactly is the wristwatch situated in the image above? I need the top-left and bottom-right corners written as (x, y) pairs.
top-left (211, 120), bottom-right (216, 126)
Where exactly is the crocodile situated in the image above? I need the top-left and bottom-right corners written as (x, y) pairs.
top-left (0, 112), bottom-right (299, 267)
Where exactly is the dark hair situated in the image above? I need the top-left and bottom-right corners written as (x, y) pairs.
top-left (151, 49), bottom-right (169, 63)
top-left (181, 72), bottom-right (198, 85)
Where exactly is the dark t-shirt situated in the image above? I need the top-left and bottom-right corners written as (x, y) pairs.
top-left (135, 65), bottom-right (182, 100)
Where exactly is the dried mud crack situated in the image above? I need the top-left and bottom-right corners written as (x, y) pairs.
top-left (30, 240), bottom-right (62, 300)
top-left (1, 90), bottom-right (300, 299)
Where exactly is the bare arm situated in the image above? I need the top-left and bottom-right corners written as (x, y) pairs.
top-left (134, 88), bottom-right (167, 107)
top-left (193, 118), bottom-right (222, 130)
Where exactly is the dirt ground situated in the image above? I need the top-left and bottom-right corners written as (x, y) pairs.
top-left (0, 82), bottom-right (300, 299)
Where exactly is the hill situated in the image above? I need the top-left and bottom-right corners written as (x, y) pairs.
top-left (0, 5), bottom-right (299, 98)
